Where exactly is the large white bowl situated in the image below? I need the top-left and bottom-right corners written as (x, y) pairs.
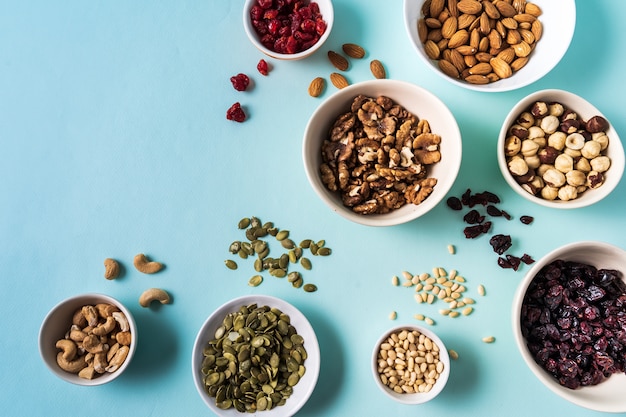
top-left (497, 89), bottom-right (624, 209)
top-left (302, 79), bottom-right (462, 226)
top-left (404, 0), bottom-right (576, 92)
top-left (512, 241), bottom-right (626, 412)
top-left (372, 324), bottom-right (450, 404)
top-left (191, 294), bottom-right (320, 416)
top-left (39, 293), bottom-right (137, 386)
top-left (243, 0), bottom-right (334, 60)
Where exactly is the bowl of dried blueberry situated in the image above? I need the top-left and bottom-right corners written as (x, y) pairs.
top-left (498, 89), bottom-right (625, 209)
top-left (244, 0), bottom-right (333, 60)
top-left (302, 79), bottom-right (462, 227)
top-left (513, 241), bottom-right (626, 412)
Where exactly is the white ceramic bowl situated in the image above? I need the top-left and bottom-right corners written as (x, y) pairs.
top-left (39, 293), bottom-right (137, 386)
top-left (372, 324), bottom-right (450, 404)
top-left (192, 294), bottom-right (320, 416)
top-left (302, 79), bottom-right (462, 226)
top-left (497, 89), bottom-right (624, 209)
top-left (243, 0), bottom-right (333, 60)
top-left (512, 241), bottom-right (626, 412)
top-left (404, 0), bottom-right (576, 92)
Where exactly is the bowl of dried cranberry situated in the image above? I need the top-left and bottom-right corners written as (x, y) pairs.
top-left (498, 89), bottom-right (625, 209)
top-left (244, 0), bottom-right (333, 60)
top-left (512, 241), bottom-right (626, 412)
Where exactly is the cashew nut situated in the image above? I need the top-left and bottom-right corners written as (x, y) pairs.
top-left (96, 303), bottom-right (119, 318)
top-left (139, 288), bottom-right (171, 307)
top-left (93, 352), bottom-right (108, 374)
top-left (82, 334), bottom-right (106, 354)
top-left (92, 316), bottom-right (116, 336)
top-left (112, 311), bottom-right (129, 332)
top-left (56, 352), bottom-right (87, 374)
top-left (82, 305), bottom-right (99, 327)
top-left (133, 253), bottom-right (164, 274)
top-left (56, 339), bottom-right (78, 361)
top-left (103, 258), bottom-right (120, 280)
top-left (78, 366), bottom-right (97, 380)
top-left (105, 345), bottom-right (129, 373)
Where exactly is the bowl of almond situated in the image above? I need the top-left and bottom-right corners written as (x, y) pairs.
top-left (302, 79), bottom-right (462, 226)
top-left (404, 0), bottom-right (576, 92)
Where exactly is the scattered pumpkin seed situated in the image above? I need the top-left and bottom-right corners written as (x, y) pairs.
top-left (299, 239), bottom-right (312, 248)
top-left (300, 257), bottom-right (312, 270)
top-left (225, 260), bottom-right (237, 270)
top-left (238, 217), bottom-right (250, 229)
top-left (287, 271), bottom-right (301, 283)
top-left (303, 283), bottom-right (317, 292)
top-left (309, 242), bottom-right (318, 255)
top-left (316, 239), bottom-right (325, 248)
top-left (281, 238), bottom-right (295, 249)
top-left (254, 258), bottom-right (263, 272)
top-left (317, 247), bottom-right (331, 256)
top-left (292, 277), bottom-right (303, 288)
top-left (248, 275), bottom-right (263, 287)
top-left (276, 230), bottom-right (290, 241)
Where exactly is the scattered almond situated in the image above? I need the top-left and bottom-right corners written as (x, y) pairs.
top-left (308, 77), bottom-right (325, 97)
top-left (329, 72), bottom-right (349, 89)
top-left (341, 43), bottom-right (365, 59)
top-left (328, 50), bottom-right (349, 71)
top-left (369, 59), bottom-right (386, 79)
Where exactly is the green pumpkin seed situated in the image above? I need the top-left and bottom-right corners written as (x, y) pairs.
top-left (225, 259), bottom-right (238, 270)
top-left (250, 216), bottom-right (261, 228)
top-left (229, 241), bottom-right (241, 254)
top-left (275, 230), bottom-right (290, 241)
top-left (288, 250), bottom-right (297, 263)
top-left (254, 258), bottom-right (263, 272)
top-left (299, 239), bottom-right (312, 248)
top-left (269, 268), bottom-right (286, 278)
top-left (238, 217), bottom-right (251, 229)
top-left (292, 277), bottom-right (303, 288)
top-left (278, 253), bottom-right (289, 269)
top-left (287, 271), bottom-right (301, 283)
top-left (316, 239), bottom-right (325, 248)
top-left (300, 257), bottom-right (312, 270)
top-left (281, 238), bottom-right (295, 249)
top-left (303, 283), bottom-right (318, 292)
top-left (238, 249), bottom-right (248, 259)
top-left (248, 275), bottom-right (263, 287)
top-left (317, 247), bottom-right (332, 256)
top-left (309, 242), bottom-right (319, 255)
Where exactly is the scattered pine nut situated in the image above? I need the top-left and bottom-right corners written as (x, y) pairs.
top-left (462, 306), bottom-right (474, 316)
top-left (482, 336), bottom-right (495, 343)
top-left (449, 269), bottom-right (457, 280)
top-left (401, 270), bottom-right (413, 280)
top-left (439, 309), bottom-right (451, 316)
top-left (438, 267), bottom-right (447, 277)
top-left (463, 297), bottom-right (475, 304)
top-left (448, 349), bottom-right (459, 360)
top-left (392, 275), bottom-right (399, 286)
top-left (414, 313), bottom-right (425, 321)
top-left (414, 294), bottom-right (423, 304)
top-left (424, 317), bottom-right (435, 326)
top-left (455, 275), bottom-right (466, 283)
top-left (447, 244), bottom-right (456, 254)
top-left (478, 284), bottom-right (486, 296)
top-left (402, 280), bottom-right (414, 287)
top-left (389, 311), bottom-right (397, 320)
top-left (449, 311), bottom-right (460, 318)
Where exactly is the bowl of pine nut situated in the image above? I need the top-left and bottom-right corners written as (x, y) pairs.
top-left (372, 324), bottom-right (450, 404)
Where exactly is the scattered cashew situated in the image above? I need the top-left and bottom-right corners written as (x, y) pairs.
top-left (103, 258), bottom-right (121, 280)
top-left (139, 288), bottom-right (171, 307)
top-left (133, 253), bottom-right (164, 274)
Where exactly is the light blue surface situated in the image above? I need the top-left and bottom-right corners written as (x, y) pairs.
top-left (1, 0), bottom-right (625, 416)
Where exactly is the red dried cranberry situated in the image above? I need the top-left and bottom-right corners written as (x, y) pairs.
top-left (463, 209), bottom-right (484, 224)
top-left (461, 188), bottom-right (471, 206)
top-left (501, 210), bottom-right (512, 220)
top-left (446, 196), bottom-right (462, 210)
top-left (257, 59), bottom-right (269, 75)
top-left (230, 73), bottom-right (250, 91)
top-left (486, 205), bottom-right (502, 217)
top-left (489, 234), bottom-right (512, 255)
top-left (257, 0), bottom-right (273, 9)
top-left (226, 102), bottom-right (246, 122)
top-left (521, 254), bottom-right (535, 265)
top-left (520, 215), bottom-right (534, 225)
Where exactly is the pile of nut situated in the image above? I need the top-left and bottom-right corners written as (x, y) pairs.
top-left (55, 303), bottom-right (131, 379)
top-left (320, 94), bottom-right (442, 214)
top-left (376, 328), bottom-right (445, 394)
top-left (418, 0), bottom-right (543, 85)
top-left (504, 101), bottom-right (612, 201)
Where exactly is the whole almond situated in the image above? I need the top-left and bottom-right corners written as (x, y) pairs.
top-left (329, 72), bottom-right (349, 89)
top-left (441, 16), bottom-right (458, 39)
top-left (490, 56), bottom-right (512, 79)
top-left (514, 13), bottom-right (537, 24)
top-left (458, 13), bottom-right (477, 30)
top-left (342, 43), bottom-right (365, 59)
top-left (308, 77), bottom-right (325, 97)
top-left (457, 0), bottom-right (483, 15)
top-left (511, 56), bottom-right (529, 71)
top-left (501, 17), bottom-right (518, 30)
top-left (424, 40), bottom-right (441, 60)
top-left (531, 20), bottom-right (543, 41)
top-left (525, 2), bottom-right (543, 17)
top-left (479, 12), bottom-right (490, 35)
top-left (513, 41), bottom-right (533, 58)
top-left (370, 59), bottom-right (386, 79)
top-left (464, 74), bottom-right (490, 84)
top-left (456, 45), bottom-right (477, 56)
top-left (448, 29), bottom-right (469, 48)
top-left (483, 1), bottom-right (501, 19)
top-left (438, 59), bottom-right (460, 79)
top-left (418, 19), bottom-right (428, 43)
top-left (497, 47), bottom-right (516, 64)
top-left (448, 0), bottom-right (459, 17)
top-left (429, 0), bottom-right (445, 18)
top-left (449, 49), bottom-right (466, 72)
top-left (495, 1), bottom-right (517, 18)
top-left (328, 51), bottom-right (349, 71)
top-left (468, 62), bottom-right (493, 75)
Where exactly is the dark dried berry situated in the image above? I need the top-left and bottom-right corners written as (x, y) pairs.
top-left (486, 205), bottom-right (502, 217)
top-left (498, 256), bottom-right (513, 269)
top-left (257, 59), bottom-right (269, 75)
top-left (463, 209), bottom-right (484, 224)
top-left (230, 73), bottom-right (250, 91)
top-left (489, 234), bottom-right (512, 255)
top-left (463, 224), bottom-right (484, 239)
top-left (226, 102), bottom-right (246, 122)
top-left (461, 188), bottom-right (472, 206)
top-left (521, 254), bottom-right (535, 265)
top-left (501, 210), bottom-right (512, 220)
top-left (481, 221), bottom-right (492, 233)
top-left (520, 215), bottom-right (534, 225)
top-left (506, 254), bottom-right (522, 271)
top-left (446, 196), bottom-right (463, 210)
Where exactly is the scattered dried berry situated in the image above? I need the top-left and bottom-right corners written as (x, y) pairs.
top-left (463, 209), bottom-right (485, 224)
top-left (257, 59), bottom-right (269, 76)
top-left (463, 222), bottom-right (491, 239)
top-left (226, 102), bottom-right (246, 122)
top-left (521, 260), bottom-right (626, 389)
top-left (230, 73), bottom-right (250, 91)
top-left (521, 254), bottom-right (535, 265)
top-left (520, 215), bottom-right (534, 225)
top-left (489, 234), bottom-right (512, 255)
top-left (486, 205), bottom-right (502, 217)
top-left (446, 196), bottom-right (462, 211)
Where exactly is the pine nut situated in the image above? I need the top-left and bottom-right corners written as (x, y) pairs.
top-left (478, 284), bottom-right (486, 296)
top-left (448, 349), bottom-right (459, 360)
top-left (447, 244), bottom-right (456, 254)
top-left (392, 275), bottom-right (399, 286)
top-left (482, 336), bottom-right (495, 343)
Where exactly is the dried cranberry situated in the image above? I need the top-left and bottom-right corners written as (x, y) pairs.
top-left (520, 215), bottom-right (534, 225)
top-left (486, 205), bottom-right (502, 217)
top-left (489, 234), bottom-right (512, 255)
top-left (463, 224), bottom-right (485, 239)
top-left (446, 196), bottom-right (462, 210)
top-left (461, 188), bottom-right (471, 206)
top-left (521, 254), bottom-right (535, 265)
top-left (257, 59), bottom-right (269, 75)
top-left (463, 209), bottom-right (484, 224)
top-left (226, 102), bottom-right (246, 122)
top-left (230, 73), bottom-right (250, 91)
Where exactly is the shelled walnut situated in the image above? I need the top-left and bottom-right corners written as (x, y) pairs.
top-left (320, 95), bottom-right (442, 214)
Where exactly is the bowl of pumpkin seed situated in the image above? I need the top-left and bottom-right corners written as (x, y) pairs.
top-left (191, 294), bottom-right (320, 416)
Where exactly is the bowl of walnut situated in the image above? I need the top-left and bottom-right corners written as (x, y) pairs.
top-left (302, 79), bottom-right (462, 226)
top-left (39, 293), bottom-right (137, 385)
top-left (498, 89), bottom-right (624, 209)
top-left (404, 0), bottom-right (576, 92)
top-left (513, 240), bottom-right (626, 412)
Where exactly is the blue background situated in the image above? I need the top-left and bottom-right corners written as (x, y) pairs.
top-left (1, 0), bottom-right (625, 416)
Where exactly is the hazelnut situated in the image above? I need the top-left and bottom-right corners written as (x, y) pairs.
top-left (531, 101), bottom-right (548, 117)
top-left (554, 153), bottom-right (574, 173)
top-left (565, 132), bottom-right (585, 150)
top-left (508, 156), bottom-right (529, 177)
top-left (528, 126), bottom-right (545, 140)
top-left (590, 156), bottom-right (611, 172)
top-left (585, 115), bottom-right (609, 133)
top-left (509, 125), bottom-right (529, 139)
top-left (587, 171), bottom-right (604, 189)
top-left (543, 168), bottom-right (566, 187)
top-left (525, 155), bottom-right (541, 169)
top-left (560, 118), bottom-right (580, 134)
top-left (557, 185), bottom-right (578, 201)
top-left (521, 139), bottom-right (539, 157)
top-left (566, 170), bottom-right (586, 187)
top-left (576, 157), bottom-right (591, 172)
top-left (581, 140), bottom-right (601, 159)
top-left (541, 186), bottom-right (559, 200)
top-left (548, 132), bottom-right (567, 151)
top-left (548, 102), bottom-right (564, 117)
top-left (516, 111), bottom-right (535, 129)
top-left (540, 115), bottom-right (560, 134)
top-left (505, 136), bottom-right (522, 156)
top-left (538, 146), bottom-right (560, 164)
top-left (592, 132), bottom-right (609, 150)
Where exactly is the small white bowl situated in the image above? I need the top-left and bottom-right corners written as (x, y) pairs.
top-left (302, 79), bottom-right (462, 227)
top-left (497, 89), bottom-right (625, 209)
top-left (372, 324), bottom-right (450, 404)
top-left (192, 295), bottom-right (320, 416)
top-left (39, 293), bottom-right (137, 386)
top-left (243, 0), bottom-right (334, 60)
top-left (404, 0), bottom-right (576, 92)
top-left (512, 241), bottom-right (626, 412)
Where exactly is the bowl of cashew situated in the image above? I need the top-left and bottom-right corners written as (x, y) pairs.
top-left (39, 293), bottom-right (137, 385)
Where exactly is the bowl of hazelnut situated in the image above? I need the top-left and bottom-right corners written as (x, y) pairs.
top-left (243, 0), bottom-right (333, 60)
top-left (513, 240), bottom-right (626, 412)
top-left (498, 89), bottom-right (624, 208)
top-left (39, 293), bottom-right (137, 386)
top-left (302, 79), bottom-right (462, 226)
top-left (404, 0), bottom-right (576, 92)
